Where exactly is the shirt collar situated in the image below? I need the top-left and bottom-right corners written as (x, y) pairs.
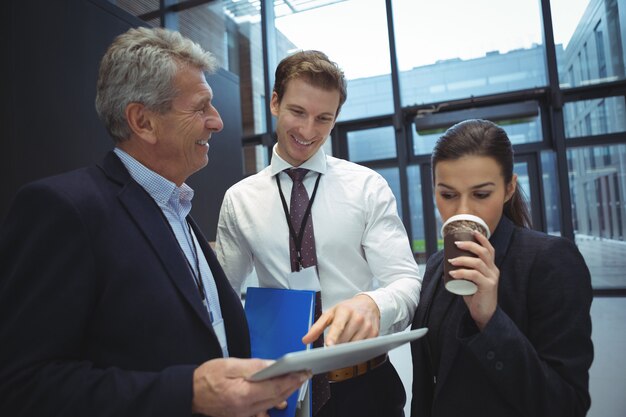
top-left (269, 144), bottom-right (328, 176)
top-left (113, 148), bottom-right (195, 208)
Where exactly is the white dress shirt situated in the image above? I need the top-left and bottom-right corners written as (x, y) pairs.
top-left (216, 146), bottom-right (421, 335)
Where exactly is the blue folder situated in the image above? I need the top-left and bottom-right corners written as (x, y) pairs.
top-left (244, 287), bottom-right (316, 417)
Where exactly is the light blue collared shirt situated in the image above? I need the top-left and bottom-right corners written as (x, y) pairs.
top-left (114, 148), bottom-right (229, 357)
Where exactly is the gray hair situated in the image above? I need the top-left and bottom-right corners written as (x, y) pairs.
top-left (95, 27), bottom-right (217, 143)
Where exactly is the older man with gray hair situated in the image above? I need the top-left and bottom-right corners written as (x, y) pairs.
top-left (0, 26), bottom-right (307, 417)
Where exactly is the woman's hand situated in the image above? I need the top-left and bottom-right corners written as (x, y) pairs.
top-left (447, 231), bottom-right (499, 330)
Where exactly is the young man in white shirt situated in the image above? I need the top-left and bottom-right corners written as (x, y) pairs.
top-left (216, 50), bottom-right (421, 417)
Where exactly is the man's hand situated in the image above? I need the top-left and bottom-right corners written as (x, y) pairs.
top-left (191, 358), bottom-right (310, 417)
top-left (302, 294), bottom-right (380, 346)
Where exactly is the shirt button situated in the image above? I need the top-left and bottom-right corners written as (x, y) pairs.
top-left (495, 361), bottom-right (504, 371)
top-left (486, 351), bottom-right (495, 360)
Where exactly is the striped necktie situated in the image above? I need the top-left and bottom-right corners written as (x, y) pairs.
top-left (286, 168), bottom-right (330, 415)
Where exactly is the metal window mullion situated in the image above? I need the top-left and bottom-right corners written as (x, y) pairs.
top-left (540, 0), bottom-right (575, 241)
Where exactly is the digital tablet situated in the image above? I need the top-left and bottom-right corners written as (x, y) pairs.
top-left (248, 327), bottom-right (428, 381)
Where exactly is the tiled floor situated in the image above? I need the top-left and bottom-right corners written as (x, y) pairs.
top-left (576, 235), bottom-right (626, 288)
top-left (588, 297), bottom-right (626, 417)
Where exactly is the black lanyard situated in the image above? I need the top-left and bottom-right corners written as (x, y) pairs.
top-left (158, 207), bottom-right (213, 322)
top-left (186, 221), bottom-right (211, 319)
top-left (276, 171), bottom-right (322, 271)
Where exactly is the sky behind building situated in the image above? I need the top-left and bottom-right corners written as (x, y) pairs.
top-left (275, 0), bottom-right (590, 79)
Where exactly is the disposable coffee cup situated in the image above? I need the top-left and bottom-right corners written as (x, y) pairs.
top-left (440, 214), bottom-right (491, 295)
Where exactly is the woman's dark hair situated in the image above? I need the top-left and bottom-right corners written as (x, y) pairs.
top-left (431, 119), bottom-right (532, 228)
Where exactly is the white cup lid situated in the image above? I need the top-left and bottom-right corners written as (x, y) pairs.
top-left (441, 214), bottom-right (491, 239)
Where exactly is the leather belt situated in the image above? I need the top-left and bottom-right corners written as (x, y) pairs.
top-left (327, 354), bottom-right (388, 383)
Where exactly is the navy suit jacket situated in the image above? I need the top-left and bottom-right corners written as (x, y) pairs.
top-left (0, 152), bottom-right (250, 416)
top-left (411, 216), bottom-right (593, 417)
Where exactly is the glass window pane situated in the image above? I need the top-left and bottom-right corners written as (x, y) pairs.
top-left (568, 144), bottom-right (626, 288)
top-left (541, 150), bottom-right (562, 235)
top-left (564, 97), bottom-right (626, 138)
top-left (434, 203), bottom-right (444, 251)
top-left (412, 128), bottom-right (443, 157)
top-left (589, 298), bottom-right (626, 417)
top-left (177, 4), bottom-right (228, 68)
top-left (392, 0), bottom-right (546, 106)
top-left (145, 17), bottom-right (160, 27)
top-left (109, 0), bottom-right (158, 16)
top-left (407, 165), bottom-right (427, 267)
top-left (551, 0), bottom-right (626, 87)
top-left (514, 162), bottom-right (533, 222)
top-left (274, 0), bottom-right (393, 121)
top-left (176, 2), bottom-right (266, 137)
top-left (243, 143), bottom-right (268, 176)
top-left (499, 116), bottom-right (543, 145)
top-left (347, 126), bottom-right (396, 162)
top-left (374, 167), bottom-right (402, 219)
top-left (108, 1), bottom-right (268, 137)
top-left (223, 2), bottom-right (267, 136)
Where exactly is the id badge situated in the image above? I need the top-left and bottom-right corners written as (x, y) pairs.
top-left (286, 266), bottom-right (321, 292)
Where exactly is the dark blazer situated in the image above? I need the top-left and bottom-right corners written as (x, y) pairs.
top-left (0, 152), bottom-right (250, 417)
top-left (411, 216), bottom-right (593, 417)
